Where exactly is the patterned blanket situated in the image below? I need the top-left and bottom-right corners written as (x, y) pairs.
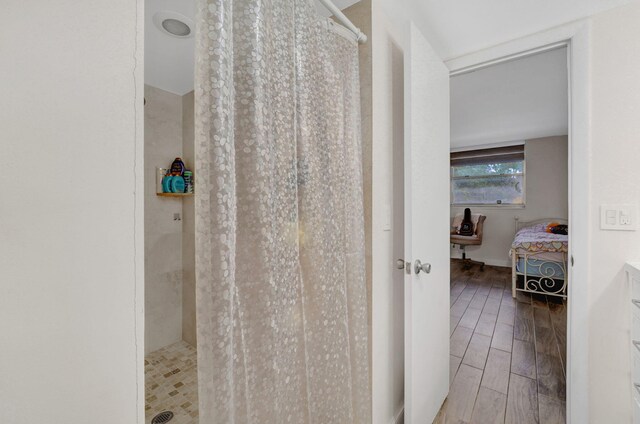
top-left (512, 223), bottom-right (568, 253)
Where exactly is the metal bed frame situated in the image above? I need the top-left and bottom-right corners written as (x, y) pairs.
top-left (510, 217), bottom-right (568, 299)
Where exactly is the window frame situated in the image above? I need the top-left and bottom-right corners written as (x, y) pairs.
top-left (450, 147), bottom-right (526, 208)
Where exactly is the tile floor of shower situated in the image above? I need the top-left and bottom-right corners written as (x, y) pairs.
top-left (145, 341), bottom-right (198, 424)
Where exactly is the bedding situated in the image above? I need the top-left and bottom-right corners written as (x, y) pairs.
top-left (511, 220), bottom-right (568, 299)
top-left (511, 223), bottom-right (568, 254)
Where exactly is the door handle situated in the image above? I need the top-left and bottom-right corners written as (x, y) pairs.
top-left (396, 259), bottom-right (412, 274)
top-left (414, 259), bottom-right (431, 274)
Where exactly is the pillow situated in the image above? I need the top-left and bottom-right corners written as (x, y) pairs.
top-left (546, 222), bottom-right (568, 235)
top-left (545, 222), bottom-right (560, 233)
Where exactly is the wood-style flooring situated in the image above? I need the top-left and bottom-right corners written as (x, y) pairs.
top-left (434, 261), bottom-right (567, 424)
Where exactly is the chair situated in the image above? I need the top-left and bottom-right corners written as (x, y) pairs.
top-left (451, 214), bottom-right (486, 271)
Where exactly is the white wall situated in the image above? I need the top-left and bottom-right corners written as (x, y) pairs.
top-left (0, 0), bottom-right (144, 423)
top-left (409, 0), bottom-right (632, 59)
top-left (587, 4), bottom-right (640, 422)
top-left (144, 85), bottom-right (184, 354)
top-left (372, 1), bottom-right (408, 422)
top-left (451, 136), bottom-right (568, 267)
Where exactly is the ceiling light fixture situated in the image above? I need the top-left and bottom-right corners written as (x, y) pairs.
top-left (162, 18), bottom-right (191, 37)
top-left (153, 11), bottom-right (194, 39)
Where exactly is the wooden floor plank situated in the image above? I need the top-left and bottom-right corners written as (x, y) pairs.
top-left (483, 297), bottom-right (502, 315)
top-left (451, 316), bottom-right (460, 336)
top-left (511, 339), bottom-right (537, 380)
top-left (481, 348), bottom-right (511, 395)
top-left (451, 297), bottom-right (471, 317)
top-left (497, 304), bottom-right (516, 325)
top-left (534, 326), bottom-right (560, 357)
top-left (547, 301), bottom-right (566, 319)
top-left (444, 364), bottom-right (483, 423)
top-left (463, 333), bottom-right (492, 370)
top-left (475, 283), bottom-right (492, 297)
top-left (549, 304), bottom-right (567, 373)
top-left (469, 293), bottom-right (488, 310)
top-left (489, 286), bottom-right (504, 299)
top-left (451, 283), bottom-right (466, 299)
top-left (470, 387), bottom-right (507, 424)
top-left (553, 326), bottom-right (567, 375)
top-left (514, 314), bottom-right (535, 343)
top-left (533, 305), bottom-right (552, 329)
top-left (502, 290), bottom-right (516, 304)
top-left (444, 261), bottom-right (566, 424)
top-left (516, 302), bottom-right (534, 321)
top-left (516, 292), bottom-right (532, 304)
top-left (459, 306), bottom-right (482, 330)
top-left (475, 312), bottom-right (498, 337)
top-left (492, 280), bottom-right (507, 290)
top-left (459, 285), bottom-right (479, 302)
top-left (531, 294), bottom-right (548, 310)
top-left (450, 355), bottom-right (462, 385)
top-left (536, 352), bottom-right (566, 401)
top-left (491, 323), bottom-right (514, 353)
top-left (505, 373), bottom-right (539, 424)
top-left (451, 325), bottom-right (474, 358)
top-left (539, 393), bottom-right (566, 424)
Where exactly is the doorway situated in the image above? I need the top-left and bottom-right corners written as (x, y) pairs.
top-left (440, 48), bottom-right (569, 423)
top-left (143, 1), bottom-right (197, 422)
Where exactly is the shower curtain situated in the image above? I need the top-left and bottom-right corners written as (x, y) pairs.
top-left (194, 0), bottom-right (370, 422)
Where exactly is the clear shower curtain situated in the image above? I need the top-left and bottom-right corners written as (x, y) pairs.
top-left (194, 0), bottom-right (371, 422)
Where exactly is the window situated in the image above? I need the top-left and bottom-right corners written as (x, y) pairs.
top-left (451, 145), bottom-right (525, 206)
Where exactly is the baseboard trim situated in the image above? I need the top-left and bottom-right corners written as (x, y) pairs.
top-left (389, 406), bottom-right (404, 424)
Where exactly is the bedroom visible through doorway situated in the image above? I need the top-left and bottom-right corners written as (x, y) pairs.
top-left (440, 47), bottom-right (569, 424)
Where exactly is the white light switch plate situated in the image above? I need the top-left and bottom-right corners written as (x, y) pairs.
top-left (382, 204), bottom-right (391, 231)
top-left (600, 204), bottom-right (637, 231)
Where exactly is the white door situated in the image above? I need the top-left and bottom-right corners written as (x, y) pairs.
top-left (403, 22), bottom-right (451, 423)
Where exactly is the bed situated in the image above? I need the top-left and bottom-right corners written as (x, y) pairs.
top-left (509, 218), bottom-right (568, 299)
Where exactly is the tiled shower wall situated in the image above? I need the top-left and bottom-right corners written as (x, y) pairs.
top-left (181, 91), bottom-right (197, 347)
top-left (145, 85), bottom-right (184, 354)
top-left (144, 85), bottom-right (197, 354)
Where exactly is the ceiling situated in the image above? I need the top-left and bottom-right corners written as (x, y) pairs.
top-left (411, 0), bottom-right (632, 60)
top-left (450, 48), bottom-right (568, 149)
top-left (145, 0), bottom-right (360, 95)
top-left (145, 0), bottom-right (196, 95)
top-left (315, 0), bottom-right (361, 16)
top-left (146, 0), bottom-right (632, 94)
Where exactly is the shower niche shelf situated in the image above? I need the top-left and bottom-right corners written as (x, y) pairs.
top-left (157, 192), bottom-right (193, 198)
top-left (156, 165), bottom-right (194, 197)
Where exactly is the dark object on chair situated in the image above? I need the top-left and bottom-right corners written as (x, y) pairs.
top-left (451, 213), bottom-right (486, 271)
top-left (458, 208), bottom-right (475, 236)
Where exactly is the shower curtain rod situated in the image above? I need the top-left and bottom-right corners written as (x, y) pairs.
top-left (318, 0), bottom-right (368, 43)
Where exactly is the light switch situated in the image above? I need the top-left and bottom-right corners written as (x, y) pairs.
top-left (383, 204), bottom-right (391, 231)
top-left (600, 204), bottom-right (637, 231)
